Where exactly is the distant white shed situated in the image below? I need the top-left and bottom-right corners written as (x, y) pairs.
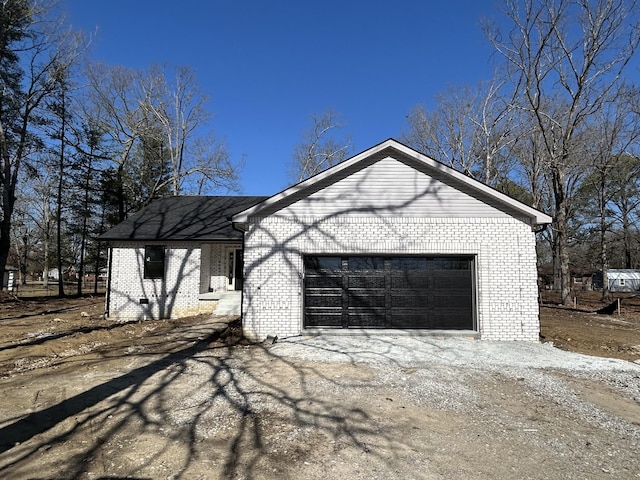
top-left (606, 270), bottom-right (640, 292)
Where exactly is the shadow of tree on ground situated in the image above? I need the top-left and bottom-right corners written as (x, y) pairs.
top-left (0, 319), bottom-right (414, 479)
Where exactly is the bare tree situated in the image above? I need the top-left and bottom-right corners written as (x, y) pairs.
top-left (86, 63), bottom-right (240, 217)
top-left (509, 112), bottom-right (552, 210)
top-left (48, 63), bottom-right (74, 296)
top-left (0, 0), bottom-right (85, 276)
top-left (608, 154), bottom-right (640, 267)
top-left (141, 65), bottom-right (233, 195)
top-left (486, 0), bottom-right (640, 304)
top-left (191, 134), bottom-right (242, 195)
top-left (290, 109), bottom-right (351, 182)
top-left (10, 198), bottom-right (34, 285)
top-left (578, 87), bottom-right (640, 298)
top-left (404, 80), bottom-right (516, 186)
top-left (84, 63), bottom-right (162, 221)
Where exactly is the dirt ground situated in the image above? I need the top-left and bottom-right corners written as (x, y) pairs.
top-left (0, 292), bottom-right (638, 479)
top-left (539, 290), bottom-right (640, 362)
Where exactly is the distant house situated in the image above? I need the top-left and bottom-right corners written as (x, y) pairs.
top-left (101, 139), bottom-right (552, 342)
top-left (83, 268), bottom-right (108, 284)
top-left (47, 266), bottom-right (77, 281)
top-left (593, 270), bottom-right (640, 293)
top-left (47, 268), bottom-right (59, 281)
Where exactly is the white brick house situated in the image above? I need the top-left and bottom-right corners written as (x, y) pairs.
top-left (231, 139), bottom-right (551, 342)
top-left (101, 196), bottom-right (267, 320)
top-left (102, 139), bottom-right (551, 342)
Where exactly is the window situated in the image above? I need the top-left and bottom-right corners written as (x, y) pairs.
top-left (431, 257), bottom-right (471, 270)
top-left (348, 257), bottom-right (385, 270)
top-left (304, 256), bottom-right (342, 271)
top-left (619, 278), bottom-right (626, 287)
top-left (144, 245), bottom-right (165, 279)
top-left (391, 257), bottom-right (428, 270)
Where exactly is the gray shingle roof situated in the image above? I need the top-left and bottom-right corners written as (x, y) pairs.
top-left (100, 196), bottom-right (268, 241)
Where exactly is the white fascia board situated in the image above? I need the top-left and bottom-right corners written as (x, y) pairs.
top-left (232, 139), bottom-right (553, 226)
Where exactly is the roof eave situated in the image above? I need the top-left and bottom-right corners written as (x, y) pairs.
top-left (232, 139), bottom-right (554, 226)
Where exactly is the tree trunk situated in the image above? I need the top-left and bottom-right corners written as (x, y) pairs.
top-left (0, 123), bottom-right (18, 277)
top-left (20, 236), bottom-right (28, 285)
top-left (93, 240), bottom-right (101, 295)
top-left (0, 176), bottom-right (17, 277)
top-left (76, 148), bottom-right (94, 296)
top-left (600, 178), bottom-right (610, 301)
top-left (0, 220), bottom-right (11, 281)
top-left (117, 163), bottom-right (126, 223)
top-left (552, 167), bottom-right (571, 305)
top-left (622, 201), bottom-right (633, 269)
top-left (76, 226), bottom-right (86, 296)
top-left (552, 234), bottom-right (561, 292)
top-left (600, 223), bottom-right (610, 300)
top-left (94, 207), bottom-right (106, 295)
top-left (43, 234), bottom-right (49, 288)
top-left (56, 170), bottom-right (64, 297)
top-left (557, 227), bottom-right (571, 305)
top-left (56, 91), bottom-right (67, 298)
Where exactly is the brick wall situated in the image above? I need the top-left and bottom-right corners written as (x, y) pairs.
top-left (108, 242), bottom-right (201, 320)
top-left (241, 216), bottom-right (540, 342)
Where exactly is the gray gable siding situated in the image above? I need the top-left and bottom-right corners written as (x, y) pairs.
top-left (260, 155), bottom-right (524, 220)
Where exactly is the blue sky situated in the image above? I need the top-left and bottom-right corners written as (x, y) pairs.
top-left (62, 0), bottom-right (502, 196)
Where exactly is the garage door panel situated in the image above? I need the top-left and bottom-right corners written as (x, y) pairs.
top-left (349, 290), bottom-right (385, 307)
top-left (305, 293), bottom-right (342, 308)
top-left (391, 275), bottom-right (431, 289)
top-left (432, 294), bottom-right (472, 308)
top-left (304, 255), bottom-right (475, 330)
top-left (430, 312), bottom-right (472, 329)
top-left (349, 297), bottom-right (386, 309)
top-left (348, 310), bottom-right (386, 327)
top-left (390, 292), bottom-right (431, 308)
top-left (389, 312), bottom-right (429, 329)
top-left (432, 258), bottom-right (472, 270)
top-left (305, 310), bottom-right (343, 327)
top-left (348, 275), bottom-right (385, 289)
top-left (306, 275), bottom-right (343, 288)
top-left (432, 277), bottom-right (470, 290)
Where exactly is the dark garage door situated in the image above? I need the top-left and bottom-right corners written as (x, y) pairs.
top-left (304, 255), bottom-right (475, 330)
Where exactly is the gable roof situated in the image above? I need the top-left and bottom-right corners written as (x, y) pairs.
top-left (232, 139), bottom-right (553, 226)
top-left (100, 196), bottom-right (268, 242)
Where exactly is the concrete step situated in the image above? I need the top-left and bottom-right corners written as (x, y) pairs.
top-left (213, 291), bottom-right (241, 316)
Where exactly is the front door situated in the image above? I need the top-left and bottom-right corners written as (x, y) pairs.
top-left (227, 248), bottom-right (243, 291)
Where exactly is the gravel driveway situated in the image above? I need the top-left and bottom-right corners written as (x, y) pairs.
top-left (270, 334), bottom-right (640, 370)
